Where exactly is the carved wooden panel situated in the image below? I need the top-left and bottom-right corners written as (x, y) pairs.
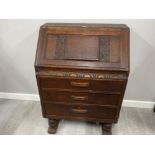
top-left (45, 34), bottom-right (121, 63)
top-left (99, 36), bottom-right (110, 62)
top-left (55, 35), bottom-right (66, 59)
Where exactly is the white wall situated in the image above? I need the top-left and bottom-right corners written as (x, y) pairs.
top-left (0, 19), bottom-right (155, 102)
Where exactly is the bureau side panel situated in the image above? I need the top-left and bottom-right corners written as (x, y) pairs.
top-left (36, 75), bottom-right (47, 118)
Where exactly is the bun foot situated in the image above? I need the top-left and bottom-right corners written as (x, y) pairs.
top-left (153, 105), bottom-right (155, 113)
top-left (48, 127), bottom-right (57, 134)
top-left (48, 119), bottom-right (59, 134)
top-left (101, 123), bottom-right (112, 135)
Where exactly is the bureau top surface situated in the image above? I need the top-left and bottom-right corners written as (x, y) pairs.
top-left (42, 23), bottom-right (129, 29)
top-left (35, 23), bottom-right (129, 71)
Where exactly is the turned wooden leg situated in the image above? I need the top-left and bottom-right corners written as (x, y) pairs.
top-left (48, 119), bottom-right (59, 134)
top-left (153, 105), bottom-right (155, 113)
top-left (101, 123), bottom-right (112, 135)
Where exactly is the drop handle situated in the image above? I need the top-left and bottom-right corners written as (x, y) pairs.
top-left (71, 95), bottom-right (88, 101)
top-left (71, 108), bottom-right (88, 113)
top-left (70, 81), bottom-right (90, 87)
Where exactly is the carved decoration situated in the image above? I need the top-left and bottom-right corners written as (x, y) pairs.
top-left (99, 36), bottom-right (110, 62)
top-left (54, 35), bottom-right (66, 59)
top-left (54, 35), bottom-right (112, 62)
top-left (37, 71), bottom-right (127, 79)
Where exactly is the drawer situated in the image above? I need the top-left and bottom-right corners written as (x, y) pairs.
top-left (44, 103), bottom-right (117, 120)
top-left (41, 89), bottom-right (120, 106)
top-left (39, 77), bottom-right (124, 92)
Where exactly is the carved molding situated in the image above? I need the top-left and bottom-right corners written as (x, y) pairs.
top-left (37, 71), bottom-right (127, 79)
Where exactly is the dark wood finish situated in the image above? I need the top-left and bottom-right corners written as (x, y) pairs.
top-left (153, 105), bottom-right (155, 113)
top-left (35, 23), bottom-right (130, 134)
top-left (48, 119), bottom-right (59, 134)
top-left (39, 77), bottom-right (125, 92)
top-left (41, 89), bottom-right (120, 106)
top-left (44, 103), bottom-right (117, 120)
top-left (101, 123), bottom-right (112, 135)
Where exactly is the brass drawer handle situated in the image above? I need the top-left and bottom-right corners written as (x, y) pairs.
top-left (70, 81), bottom-right (90, 87)
top-left (71, 95), bottom-right (88, 101)
top-left (71, 108), bottom-right (88, 113)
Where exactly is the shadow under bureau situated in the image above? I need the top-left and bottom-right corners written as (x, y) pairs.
top-left (35, 23), bottom-right (130, 135)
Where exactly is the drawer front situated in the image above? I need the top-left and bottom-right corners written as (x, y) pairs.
top-left (41, 89), bottom-right (120, 106)
top-left (39, 77), bottom-right (124, 92)
top-left (44, 103), bottom-right (117, 120)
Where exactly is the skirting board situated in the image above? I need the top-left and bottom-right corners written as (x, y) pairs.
top-left (0, 92), bottom-right (40, 101)
top-left (0, 92), bottom-right (154, 109)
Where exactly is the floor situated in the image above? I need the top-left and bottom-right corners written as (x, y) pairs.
top-left (0, 99), bottom-right (155, 135)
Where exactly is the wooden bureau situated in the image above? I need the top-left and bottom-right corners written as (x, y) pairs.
top-left (35, 23), bottom-right (130, 134)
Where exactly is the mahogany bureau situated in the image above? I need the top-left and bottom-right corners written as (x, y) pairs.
top-left (35, 23), bottom-right (130, 135)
